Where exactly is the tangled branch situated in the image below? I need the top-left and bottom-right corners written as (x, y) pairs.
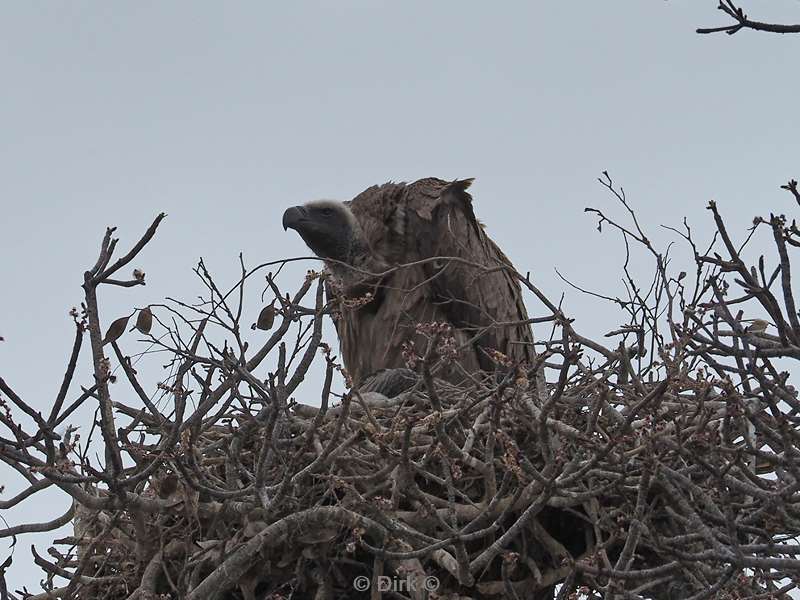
top-left (3, 176), bottom-right (800, 598)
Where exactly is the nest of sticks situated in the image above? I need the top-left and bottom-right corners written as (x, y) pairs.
top-left (7, 179), bottom-right (800, 599)
top-left (57, 358), bottom-right (787, 600)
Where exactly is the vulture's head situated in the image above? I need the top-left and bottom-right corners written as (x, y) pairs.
top-left (282, 200), bottom-right (359, 264)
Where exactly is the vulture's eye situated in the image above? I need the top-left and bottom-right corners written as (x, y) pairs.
top-left (321, 208), bottom-right (334, 218)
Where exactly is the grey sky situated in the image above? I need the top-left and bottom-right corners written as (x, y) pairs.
top-left (2, 1), bottom-right (800, 589)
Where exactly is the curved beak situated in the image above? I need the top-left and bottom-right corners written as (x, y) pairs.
top-left (282, 205), bottom-right (308, 231)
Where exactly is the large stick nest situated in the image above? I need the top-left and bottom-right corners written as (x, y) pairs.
top-left (48, 350), bottom-right (800, 599)
top-left (4, 177), bottom-right (800, 600)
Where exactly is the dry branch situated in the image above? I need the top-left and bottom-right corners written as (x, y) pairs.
top-left (3, 179), bottom-right (800, 599)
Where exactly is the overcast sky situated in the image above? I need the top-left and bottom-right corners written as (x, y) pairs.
top-left (2, 1), bottom-right (800, 589)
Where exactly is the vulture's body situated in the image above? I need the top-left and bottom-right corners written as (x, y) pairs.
top-left (283, 178), bottom-right (534, 389)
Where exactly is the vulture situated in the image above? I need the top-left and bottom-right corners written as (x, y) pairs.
top-left (282, 177), bottom-right (534, 393)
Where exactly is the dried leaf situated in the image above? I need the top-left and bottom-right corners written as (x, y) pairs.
top-left (157, 473), bottom-right (179, 499)
top-left (254, 303), bottom-right (275, 331)
top-left (746, 319), bottom-right (769, 334)
top-left (102, 315), bottom-right (131, 346)
top-left (135, 306), bottom-right (153, 334)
